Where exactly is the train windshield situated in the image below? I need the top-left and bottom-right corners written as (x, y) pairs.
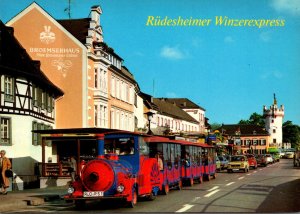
top-left (104, 137), bottom-right (135, 155)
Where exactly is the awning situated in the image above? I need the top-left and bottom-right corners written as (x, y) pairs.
top-left (268, 147), bottom-right (279, 153)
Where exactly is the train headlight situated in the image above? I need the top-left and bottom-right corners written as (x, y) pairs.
top-left (67, 187), bottom-right (75, 194)
top-left (117, 185), bottom-right (125, 193)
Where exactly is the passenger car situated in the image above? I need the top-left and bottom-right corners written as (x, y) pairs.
top-left (265, 154), bottom-right (274, 164)
top-left (218, 156), bottom-right (229, 169)
top-left (227, 155), bottom-right (249, 173)
top-left (245, 154), bottom-right (257, 169)
top-left (283, 152), bottom-right (294, 159)
top-left (271, 153), bottom-right (280, 162)
top-left (216, 156), bottom-right (221, 171)
top-left (256, 155), bottom-right (267, 167)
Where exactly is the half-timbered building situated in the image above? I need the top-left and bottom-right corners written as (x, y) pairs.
top-left (0, 21), bottom-right (63, 189)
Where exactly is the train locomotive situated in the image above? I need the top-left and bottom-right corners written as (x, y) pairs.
top-left (65, 132), bottom-right (163, 208)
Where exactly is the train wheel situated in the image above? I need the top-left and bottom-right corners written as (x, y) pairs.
top-left (162, 184), bottom-right (169, 195)
top-left (127, 188), bottom-right (138, 208)
top-left (74, 200), bottom-right (86, 210)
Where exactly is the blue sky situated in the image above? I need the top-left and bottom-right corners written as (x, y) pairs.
top-left (1, 0), bottom-right (299, 125)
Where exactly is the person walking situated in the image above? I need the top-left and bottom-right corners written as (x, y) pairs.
top-left (0, 150), bottom-right (12, 194)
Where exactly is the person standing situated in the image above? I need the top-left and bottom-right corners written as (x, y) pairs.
top-left (0, 150), bottom-right (12, 194)
top-left (69, 156), bottom-right (77, 181)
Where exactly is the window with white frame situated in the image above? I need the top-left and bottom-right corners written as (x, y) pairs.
top-left (116, 79), bottom-right (120, 99)
top-left (4, 76), bottom-right (14, 102)
top-left (111, 77), bottom-right (115, 96)
top-left (111, 110), bottom-right (115, 129)
top-left (0, 117), bottom-right (11, 145)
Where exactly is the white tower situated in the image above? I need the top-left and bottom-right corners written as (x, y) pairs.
top-left (263, 94), bottom-right (284, 148)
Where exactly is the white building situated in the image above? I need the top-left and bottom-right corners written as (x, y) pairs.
top-left (263, 94), bottom-right (284, 148)
top-left (0, 22), bottom-right (63, 188)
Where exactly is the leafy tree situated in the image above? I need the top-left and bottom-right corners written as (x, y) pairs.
top-left (282, 121), bottom-right (300, 149)
top-left (210, 123), bottom-right (221, 131)
top-left (238, 112), bottom-right (265, 127)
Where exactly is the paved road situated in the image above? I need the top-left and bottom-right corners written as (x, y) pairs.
top-left (12, 158), bottom-right (300, 213)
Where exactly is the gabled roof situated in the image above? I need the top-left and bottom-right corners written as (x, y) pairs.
top-left (140, 92), bottom-right (159, 111)
top-left (153, 98), bottom-right (199, 124)
top-left (0, 21), bottom-right (63, 98)
top-left (57, 18), bottom-right (90, 44)
top-left (163, 98), bottom-right (206, 111)
top-left (58, 19), bottom-right (124, 61)
top-left (215, 124), bottom-right (269, 136)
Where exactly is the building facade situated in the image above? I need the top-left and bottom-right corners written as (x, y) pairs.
top-left (216, 124), bottom-right (270, 155)
top-left (7, 3), bottom-right (140, 131)
top-left (0, 21), bottom-right (63, 188)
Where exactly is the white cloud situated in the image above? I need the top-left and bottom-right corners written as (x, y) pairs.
top-left (271, 0), bottom-right (300, 16)
top-left (260, 32), bottom-right (271, 42)
top-left (224, 36), bottom-right (234, 43)
top-left (160, 45), bottom-right (186, 60)
top-left (260, 70), bottom-right (283, 79)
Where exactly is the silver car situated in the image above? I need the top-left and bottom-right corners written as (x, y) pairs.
top-left (264, 154), bottom-right (274, 164)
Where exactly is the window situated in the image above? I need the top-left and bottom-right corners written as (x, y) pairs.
top-left (261, 139), bottom-right (266, 145)
top-left (0, 117), bottom-right (11, 145)
top-left (4, 76), bottom-right (14, 102)
top-left (41, 91), bottom-right (47, 110)
top-left (94, 105), bottom-right (98, 127)
top-left (32, 122), bottom-right (52, 146)
top-left (111, 77), bottom-right (115, 96)
top-left (32, 122), bottom-right (38, 145)
top-left (32, 85), bottom-right (39, 107)
top-left (94, 68), bottom-right (98, 88)
top-left (47, 95), bottom-right (53, 112)
top-left (273, 129), bottom-right (276, 133)
top-left (273, 138), bottom-right (277, 143)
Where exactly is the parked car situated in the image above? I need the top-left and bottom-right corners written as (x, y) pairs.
top-left (271, 153), bottom-right (280, 162)
top-left (218, 156), bottom-right (229, 169)
top-left (227, 155), bottom-right (249, 173)
top-left (216, 156), bottom-right (221, 171)
top-left (264, 154), bottom-right (274, 164)
top-left (256, 154), bottom-right (267, 167)
top-left (283, 152), bottom-right (294, 159)
top-left (245, 154), bottom-right (257, 169)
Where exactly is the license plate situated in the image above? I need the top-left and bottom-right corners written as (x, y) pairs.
top-left (83, 191), bottom-right (104, 197)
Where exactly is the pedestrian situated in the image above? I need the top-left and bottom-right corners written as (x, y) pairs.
top-left (69, 156), bottom-right (77, 181)
top-left (0, 150), bottom-right (12, 195)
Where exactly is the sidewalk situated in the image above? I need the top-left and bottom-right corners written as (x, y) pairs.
top-left (0, 186), bottom-right (68, 213)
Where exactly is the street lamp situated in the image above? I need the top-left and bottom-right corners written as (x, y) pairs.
top-left (145, 111), bottom-right (154, 135)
